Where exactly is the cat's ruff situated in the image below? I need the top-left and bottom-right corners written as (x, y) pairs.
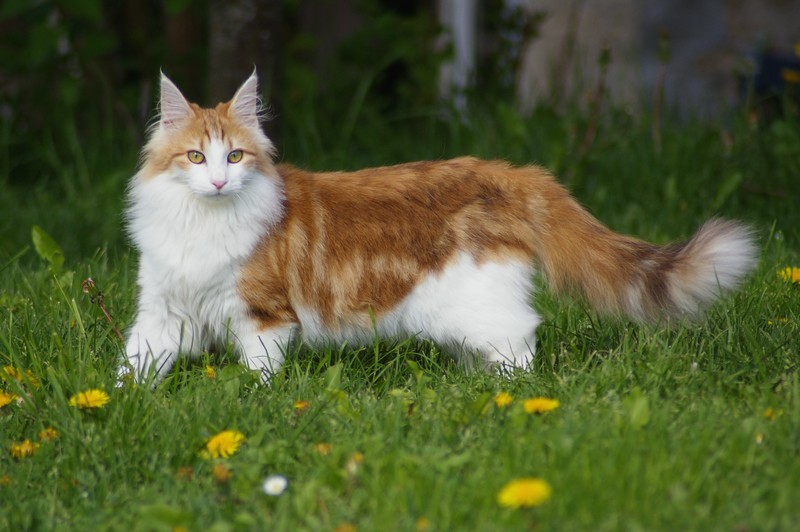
top-left (121, 71), bottom-right (758, 384)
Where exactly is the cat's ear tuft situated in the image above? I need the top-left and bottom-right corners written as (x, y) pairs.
top-left (159, 72), bottom-right (192, 130)
top-left (229, 70), bottom-right (261, 128)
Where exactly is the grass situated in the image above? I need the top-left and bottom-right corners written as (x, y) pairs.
top-left (1, 99), bottom-right (800, 531)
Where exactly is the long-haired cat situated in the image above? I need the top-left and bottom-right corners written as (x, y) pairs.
top-left (122, 71), bottom-right (758, 383)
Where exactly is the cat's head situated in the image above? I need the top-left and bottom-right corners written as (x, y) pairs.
top-left (138, 71), bottom-right (276, 198)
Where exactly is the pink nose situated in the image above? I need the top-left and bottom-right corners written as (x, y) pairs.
top-left (212, 180), bottom-right (227, 190)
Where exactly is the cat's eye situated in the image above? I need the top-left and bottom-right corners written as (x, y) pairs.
top-left (187, 150), bottom-right (205, 164)
top-left (227, 150), bottom-right (243, 164)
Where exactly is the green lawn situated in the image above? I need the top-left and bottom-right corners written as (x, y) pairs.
top-left (1, 104), bottom-right (799, 531)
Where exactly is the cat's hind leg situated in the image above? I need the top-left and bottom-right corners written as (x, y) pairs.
top-left (395, 252), bottom-right (540, 372)
top-left (450, 295), bottom-right (541, 373)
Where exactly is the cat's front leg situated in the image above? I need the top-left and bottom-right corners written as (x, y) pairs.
top-left (236, 322), bottom-right (297, 383)
top-left (120, 312), bottom-right (192, 384)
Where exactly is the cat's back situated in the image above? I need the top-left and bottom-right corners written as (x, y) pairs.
top-left (260, 156), bottom-right (554, 269)
top-left (276, 156), bottom-right (554, 213)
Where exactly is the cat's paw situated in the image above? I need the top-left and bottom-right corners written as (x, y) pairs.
top-left (116, 363), bottom-right (134, 388)
top-left (118, 347), bottom-right (177, 389)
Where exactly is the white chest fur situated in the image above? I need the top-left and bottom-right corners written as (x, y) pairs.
top-left (125, 169), bottom-right (284, 363)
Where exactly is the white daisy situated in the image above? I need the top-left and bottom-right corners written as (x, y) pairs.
top-left (262, 474), bottom-right (288, 496)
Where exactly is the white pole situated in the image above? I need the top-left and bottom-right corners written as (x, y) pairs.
top-left (439, 0), bottom-right (478, 112)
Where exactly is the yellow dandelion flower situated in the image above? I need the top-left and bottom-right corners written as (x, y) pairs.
top-left (0, 391), bottom-right (16, 408)
top-left (334, 524), bottom-right (356, 532)
top-left (767, 318), bottom-right (789, 326)
top-left (763, 407), bottom-right (784, 421)
top-left (38, 427), bottom-right (59, 441)
top-left (201, 430), bottom-right (245, 459)
top-left (10, 439), bottom-right (39, 459)
top-left (68, 389), bottom-right (110, 409)
top-left (494, 391), bottom-right (513, 408)
top-left (782, 68), bottom-right (800, 85)
top-left (778, 267), bottom-right (800, 284)
top-left (212, 462), bottom-right (232, 483)
top-left (345, 451), bottom-right (364, 475)
top-left (415, 517), bottom-right (431, 532)
top-left (755, 432), bottom-right (764, 445)
top-left (497, 477), bottom-right (552, 508)
top-left (1, 366), bottom-right (39, 388)
top-left (24, 370), bottom-right (38, 387)
top-left (0, 474), bottom-right (10, 487)
top-left (1, 366), bottom-right (21, 381)
top-left (314, 442), bottom-right (333, 455)
top-left (204, 366), bottom-right (216, 380)
top-left (523, 397), bottom-right (560, 414)
top-left (293, 400), bottom-right (310, 413)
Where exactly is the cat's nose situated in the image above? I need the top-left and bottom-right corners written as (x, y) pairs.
top-left (211, 179), bottom-right (227, 190)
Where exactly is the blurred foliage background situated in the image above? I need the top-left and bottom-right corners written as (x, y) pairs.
top-left (0, 0), bottom-right (543, 183)
top-left (0, 0), bottom-right (798, 262)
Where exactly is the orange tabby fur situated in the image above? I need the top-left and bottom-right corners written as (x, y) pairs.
top-left (239, 157), bottom-right (746, 331)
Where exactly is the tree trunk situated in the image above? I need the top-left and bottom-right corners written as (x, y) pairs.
top-left (208, 0), bottom-right (283, 144)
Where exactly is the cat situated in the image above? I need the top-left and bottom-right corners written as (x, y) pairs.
top-left (121, 71), bottom-right (758, 384)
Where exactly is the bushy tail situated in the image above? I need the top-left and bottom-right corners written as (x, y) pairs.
top-left (534, 193), bottom-right (758, 322)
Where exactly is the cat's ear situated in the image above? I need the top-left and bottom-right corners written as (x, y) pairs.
top-left (229, 70), bottom-right (260, 128)
top-left (159, 72), bottom-right (192, 130)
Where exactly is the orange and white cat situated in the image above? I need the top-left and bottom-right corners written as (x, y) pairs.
top-left (122, 71), bottom-right (758, 383)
